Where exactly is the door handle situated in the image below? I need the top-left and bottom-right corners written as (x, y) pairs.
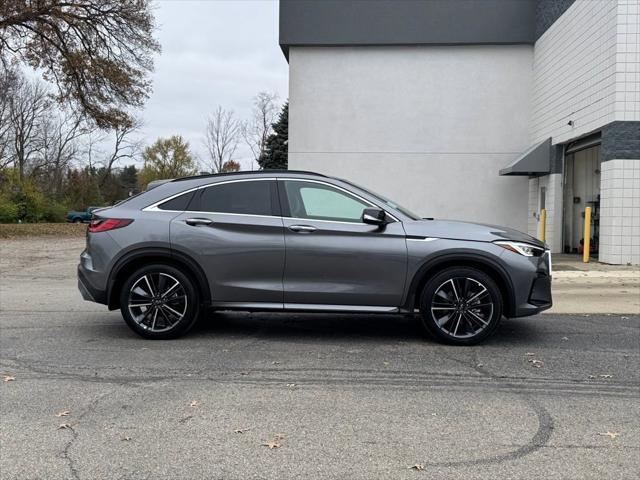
top-left (185, 218), bottom-right (213, 226)
top-left (289, 224), bottom-right (316, 233)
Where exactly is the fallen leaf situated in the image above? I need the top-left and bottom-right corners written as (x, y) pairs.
top-left (525, 352), bottom-right (536, 356)
top-left (189, 400), bottom-right (200, 407)
top-left (621, 316), bottom-right (629, 320)
top-left (272, 361), bottom-right (280, 365)
top-left (588, 375), bottom-right (596, 379)
top-left (598, 431), bottom-right (620, 439)
top-left (528, 359), bottom-right (544, 368)
top-left (234, 427), bottom-right (252, 434)
top-left (286, 383), bottom-right (297, 388)
top-left (561, 337), bottom-right (569, 341)
top-left (58, 423), bottom-right (72, 430)
top-left (408, 464), bottom-right (425, 471)
top-left (55, 411), bottom-right (70, 417)
top-left (383, 361), bottom-right (389, 366)
top-left (476, 363), bottom-right (484, 368)
top-left (122, 436), bottom-right (132, 441)
top-left (275, 433), bottom-right (285, 440)
top-left (3, 375), bottom-right (15, 382)
top-left (261, 441), bottom-right (281, 449)
top-left (599, 374), bottom-right (613, 379)
top-left (240, 372), bottom-right (249, 376)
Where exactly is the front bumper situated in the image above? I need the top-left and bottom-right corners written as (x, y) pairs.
top-left (508, 250), bottom-right (553, 317)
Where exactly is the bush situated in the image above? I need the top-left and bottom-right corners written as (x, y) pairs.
top-left (43, 201), bottom-right (69, 222)
top-left (0, 196), bottom-right (19, 223)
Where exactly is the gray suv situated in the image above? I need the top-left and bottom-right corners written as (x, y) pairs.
top-left (78, 171), bottom-right (552, 345)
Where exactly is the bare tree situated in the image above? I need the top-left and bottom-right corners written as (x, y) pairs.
top-left (99, 118), bottom-right (143, 186)
top-left (242, 92), bottom-right (279, 169)
top-left (35, 111), bottom-right (87, 196)
top-left (7, 74), bottom-right (50, 181)
top-left (204, 106), bottom-right (241, 173)
top-left (0, 68), bottom-right (18, 169)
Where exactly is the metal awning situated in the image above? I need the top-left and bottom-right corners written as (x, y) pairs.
top-left (499, 138), bottom-right (552, 176)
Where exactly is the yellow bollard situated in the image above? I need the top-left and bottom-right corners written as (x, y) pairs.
top-left (539, 209), bottom-right (546, 243)
top-left (583, 207), bottom-right (591, 263)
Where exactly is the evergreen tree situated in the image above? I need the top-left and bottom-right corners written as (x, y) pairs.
top-left (258, 102), bottom-right (288, 170)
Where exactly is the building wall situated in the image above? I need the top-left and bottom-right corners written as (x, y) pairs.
top-left (288, 45), bottom-right (532, 231)
top-left (527, 174), bottom-right (563, 251)
top-left (600, 159), bottom-right (640, 265)
top-left (531, 0), bottom-right (620, 145)
top-left (528, 0), bottom-right (640, 261)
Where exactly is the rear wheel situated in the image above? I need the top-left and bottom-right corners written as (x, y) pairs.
top-left (119, 264), bottom-right (200, 339)
top-left (419, 267), bottom-right (502, 345)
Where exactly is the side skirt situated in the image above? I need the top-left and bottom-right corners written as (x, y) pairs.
top-left (210, 302), bottom-right (411, 314)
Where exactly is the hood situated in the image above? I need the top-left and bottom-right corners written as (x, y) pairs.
top-left (403, 219), bottom-right (545, 247)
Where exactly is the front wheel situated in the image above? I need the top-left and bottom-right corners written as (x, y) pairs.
top-left (119, 264), bottom-right (200, 339)
top-left (419, 267), bottom-right (502, 345)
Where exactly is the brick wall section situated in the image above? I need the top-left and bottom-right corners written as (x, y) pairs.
top-left (602, 121), bottom-right (640, 160)
top-left (599, 159), bottom-right (640, 265)
top-left (615, 0), bottom-right (640, 122)
top-left (535, 0), bottom-right (576, 40)
top-left (531, 0), bottom-right (619, 145)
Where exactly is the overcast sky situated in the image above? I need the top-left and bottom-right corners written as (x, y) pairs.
top-left (141, 0), bottom-right (289, 170)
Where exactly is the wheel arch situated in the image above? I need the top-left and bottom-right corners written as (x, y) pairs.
top-left (107, 248), bottom-right (211, 310)
top-left (404, 252), bottom-right (516, 317)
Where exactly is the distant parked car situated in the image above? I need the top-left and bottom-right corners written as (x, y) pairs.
top-left (66, 207), bottom-right (100, 223)
top-left (77, 170), bottom-right (552, 344)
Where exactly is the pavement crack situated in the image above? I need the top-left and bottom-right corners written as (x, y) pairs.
top-left (59, 393), bottom-right (111, 480)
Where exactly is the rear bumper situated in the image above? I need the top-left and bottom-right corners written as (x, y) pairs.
top-left (78, 265), bottom-right (107, 305)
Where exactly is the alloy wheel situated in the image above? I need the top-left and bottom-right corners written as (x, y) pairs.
top-left (127, 272), bottom-right (188, 333)
top-left (430, 277), bottom-right (494, 339)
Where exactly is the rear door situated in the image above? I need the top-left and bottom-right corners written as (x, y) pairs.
top-left (169, 178), bottom-right (285, 304)
top-left (279, 179), bottom-right (407, 307)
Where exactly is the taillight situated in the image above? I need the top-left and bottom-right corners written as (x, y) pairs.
top-left (88, 218), bottom-right (133, 233)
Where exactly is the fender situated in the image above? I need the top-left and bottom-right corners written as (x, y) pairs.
top-left (402, 249), bottom-right (516, 316)
top-left (107, 247), bottom-right (211, 309)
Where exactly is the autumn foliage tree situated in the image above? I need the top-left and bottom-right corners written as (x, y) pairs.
top-left (0, 0), bottom-right (160, 129)
top-left (138, 136), bottom-right (197, 189)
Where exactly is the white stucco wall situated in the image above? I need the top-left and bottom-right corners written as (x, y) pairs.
top-left (288, 45), bottom-right (533, 231)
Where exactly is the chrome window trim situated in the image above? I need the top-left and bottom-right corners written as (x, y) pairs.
top-left (279, 178), bottom-right (400, 223)
top-left (142, 177), bottom-right (277, 214)
top-left (142, 176), bottom-right (400, 223)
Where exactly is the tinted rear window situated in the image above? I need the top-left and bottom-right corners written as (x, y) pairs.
top-left (198, 180), bottom-right (273, 216)
top-left (157, 191), bottom-right (195, 211)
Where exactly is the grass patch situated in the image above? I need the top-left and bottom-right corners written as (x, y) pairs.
top-left (0, 222), bottom-right (87, 239)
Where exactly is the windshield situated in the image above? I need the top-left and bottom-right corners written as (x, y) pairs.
top-left (339, 179), bottom-right (422, 220)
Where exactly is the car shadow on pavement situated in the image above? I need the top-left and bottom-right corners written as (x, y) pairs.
top-left (177, 311), bottom-right (549, 347)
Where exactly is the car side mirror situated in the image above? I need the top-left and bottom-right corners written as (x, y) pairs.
top-left (362, 207), bottom-right (387, 227)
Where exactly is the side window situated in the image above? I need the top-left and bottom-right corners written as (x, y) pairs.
top-left (198, 180), bottom-right (273, 216)
top-left (284, 180), bottom-right (370, 223)
top-left (157, 191), bottom-right (195, 211)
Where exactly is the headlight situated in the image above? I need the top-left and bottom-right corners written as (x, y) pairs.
top-left (495, 241), bottom-right (545, 257)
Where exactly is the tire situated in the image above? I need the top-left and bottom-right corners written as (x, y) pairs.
top-left (119, 264), bottom-right (200, 339)
top-left (418, 267), bottom-right (502, 346)
top-left (73, 218), bottom-right (82, 223)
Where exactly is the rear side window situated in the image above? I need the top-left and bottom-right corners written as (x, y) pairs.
top-left (197, 180), bottom-right (274, 216)
top-left (157, 191), bottom-right (195, 211)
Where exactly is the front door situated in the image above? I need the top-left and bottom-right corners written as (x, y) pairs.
top-left (170, 178), bottom-right (285, 304)
top-left (279, 179), bottom-right (407, 307)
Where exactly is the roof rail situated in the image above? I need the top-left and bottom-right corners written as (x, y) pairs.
top-left (171, 170), bottom-right (326, 182)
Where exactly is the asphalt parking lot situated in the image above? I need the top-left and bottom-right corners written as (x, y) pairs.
top-left (1, 237), bottom-right (639, 480)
